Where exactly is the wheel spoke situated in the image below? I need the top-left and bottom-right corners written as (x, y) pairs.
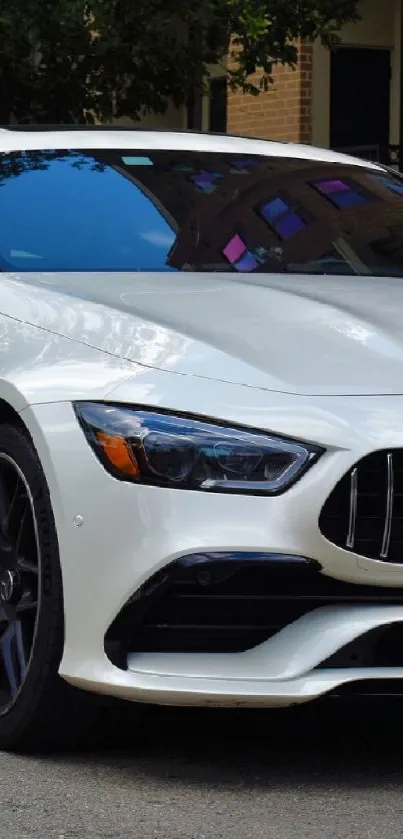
top-left (15, 622), bottom-right (27, 680)
top-left (16, 590), bottom-right (37, 613)
top-left (15, 502), bottom-right (28, 555)
top-left (6, 475), bottom-right (21, 536)
top-left (0, 453), bottom-right (41, 712)
top-left (0, 478), bottom-right (9, 534)
top-left (17, 557), bottom-right (38, 576)
top-left (0, 468), bottom-right (20, 537)
top-left (0, 621), bottom-right (27, 697)
top-left (0, 603), bottom-right (10, 625)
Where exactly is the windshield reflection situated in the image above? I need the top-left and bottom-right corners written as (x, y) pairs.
top-left (0, 149), bottom-right (403, 277)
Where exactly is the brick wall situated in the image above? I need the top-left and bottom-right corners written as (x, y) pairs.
top-left (227, 41), bottom-right (313, 143)
top-left (298, 42), bottom-right (313, 144)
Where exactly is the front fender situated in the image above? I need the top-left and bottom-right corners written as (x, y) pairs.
top-left (0, 313), bottom-right (137, 410)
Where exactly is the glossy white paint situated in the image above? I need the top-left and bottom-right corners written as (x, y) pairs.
top-left (129, 604), bottom-right (403, 680)
top-left (65, 667), bottom-right (403, 708)
top-left (0, 128), bottom-right (385, 167)
top-left (6, 269), bottom-right (403, 397)
top-left (19, 393), bottom-right (403, 708)
top-left (0, 127), bottom-right (402, 708)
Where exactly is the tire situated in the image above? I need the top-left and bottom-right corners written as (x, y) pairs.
top-left (0, 422), bottom-right (104, 753)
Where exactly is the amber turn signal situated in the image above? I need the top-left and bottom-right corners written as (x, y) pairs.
top-left (96, 431), bottom-right (140, 478)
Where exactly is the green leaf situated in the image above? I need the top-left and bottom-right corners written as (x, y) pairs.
top-left (0, 0), bottom-right (363, 123)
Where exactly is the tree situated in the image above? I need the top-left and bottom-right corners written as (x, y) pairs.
top-left (0, 0), bottom-right (362, 124)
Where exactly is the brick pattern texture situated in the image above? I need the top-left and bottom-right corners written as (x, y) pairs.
top-left (227, 41), bottom-right (313, 143)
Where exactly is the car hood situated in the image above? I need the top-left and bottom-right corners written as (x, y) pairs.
top-left (7, 270), bottom-right (403, 396)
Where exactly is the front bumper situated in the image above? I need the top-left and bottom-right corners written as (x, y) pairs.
top-left (20, 390), bottom-right (403, 708)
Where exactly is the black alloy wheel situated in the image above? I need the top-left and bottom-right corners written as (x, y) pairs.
top-left (0, 451), bottom-right (40, 714)
top-left (0, 423), bottom-right (105, 752)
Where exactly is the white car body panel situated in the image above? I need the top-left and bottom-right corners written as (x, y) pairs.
top-left (0, 128), bottom-right (384, 166)
top-left (0, 127), bottom-right (402, 708)
top-left (19, 391), bottom-right (403, 708)
top-left (3, 270), bottom-right (403, 397)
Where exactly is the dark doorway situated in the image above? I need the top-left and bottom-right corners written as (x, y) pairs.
top-left (209, 77), bottom-right (227, 133)
top-left (330, 47), bottom-right (391, 151)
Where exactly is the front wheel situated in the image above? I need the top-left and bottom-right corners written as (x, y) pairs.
top-left (0, 422), bottom-right (98, 752)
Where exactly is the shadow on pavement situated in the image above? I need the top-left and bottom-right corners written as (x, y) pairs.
top-left (35, 697), bottom-right (403, 789)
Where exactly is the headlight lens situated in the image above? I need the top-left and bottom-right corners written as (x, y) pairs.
top-left (74, 402), bottom-right (322, 495)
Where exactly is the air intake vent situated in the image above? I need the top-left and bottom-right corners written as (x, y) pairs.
top-left (105, 553), bottom-right (403, 667)
top-left (320, 450), bottom-right (403, 562)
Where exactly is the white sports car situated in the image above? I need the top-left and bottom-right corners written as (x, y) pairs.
top-left (0, 125), bottom-right (403, 751)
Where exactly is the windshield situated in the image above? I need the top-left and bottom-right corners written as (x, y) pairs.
top-left (1, 147), bottom-right (403, 276)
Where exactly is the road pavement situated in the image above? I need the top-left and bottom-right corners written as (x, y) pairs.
top-left (0, 701), bottom-right (402, 838)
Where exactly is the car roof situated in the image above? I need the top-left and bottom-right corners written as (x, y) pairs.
top-left (0, 126), bottom-right (384, 171)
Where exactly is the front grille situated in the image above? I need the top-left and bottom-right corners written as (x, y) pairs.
top-left (320, 449), bottom-right (403, 563)
top-left (104, 554), bottom-right (403, 667)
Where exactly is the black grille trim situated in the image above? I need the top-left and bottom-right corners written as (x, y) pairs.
top-left (320, 449), bottom-right (403, 563)
top-left (104, 553), bottom-right (403, 668)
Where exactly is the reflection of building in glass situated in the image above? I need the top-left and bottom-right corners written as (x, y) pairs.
top-left (92, 149), bottom-right (403, 275)
top-left (162, 158), bottom-right (403, 274)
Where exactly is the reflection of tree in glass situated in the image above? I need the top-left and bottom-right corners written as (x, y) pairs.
top-left (0, 150), bottom-right (106, 186)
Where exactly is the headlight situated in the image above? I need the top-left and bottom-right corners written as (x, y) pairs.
top-left (74, 403), bottom-right (322, 495)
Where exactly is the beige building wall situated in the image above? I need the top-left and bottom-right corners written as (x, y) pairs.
top-left (114, 102), bottom-right (186, 130)
top-left (134, 104), bottom-right (187, 130)
top-left (311, 0), bottom-right (401, 148)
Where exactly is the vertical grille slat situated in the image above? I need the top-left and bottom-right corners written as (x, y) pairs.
top-left (320, 449), bottom-right (403, 563)
top-left (380, 452), bottom-right (394, 559)
top-left (346, 467), bottom-right (358, 549)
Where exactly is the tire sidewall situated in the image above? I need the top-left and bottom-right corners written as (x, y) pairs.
top-left (0, 424), bottom-right (64, 745)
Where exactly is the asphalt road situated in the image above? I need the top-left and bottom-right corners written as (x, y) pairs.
top-left (1, 700), bottom-right (403, 839)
